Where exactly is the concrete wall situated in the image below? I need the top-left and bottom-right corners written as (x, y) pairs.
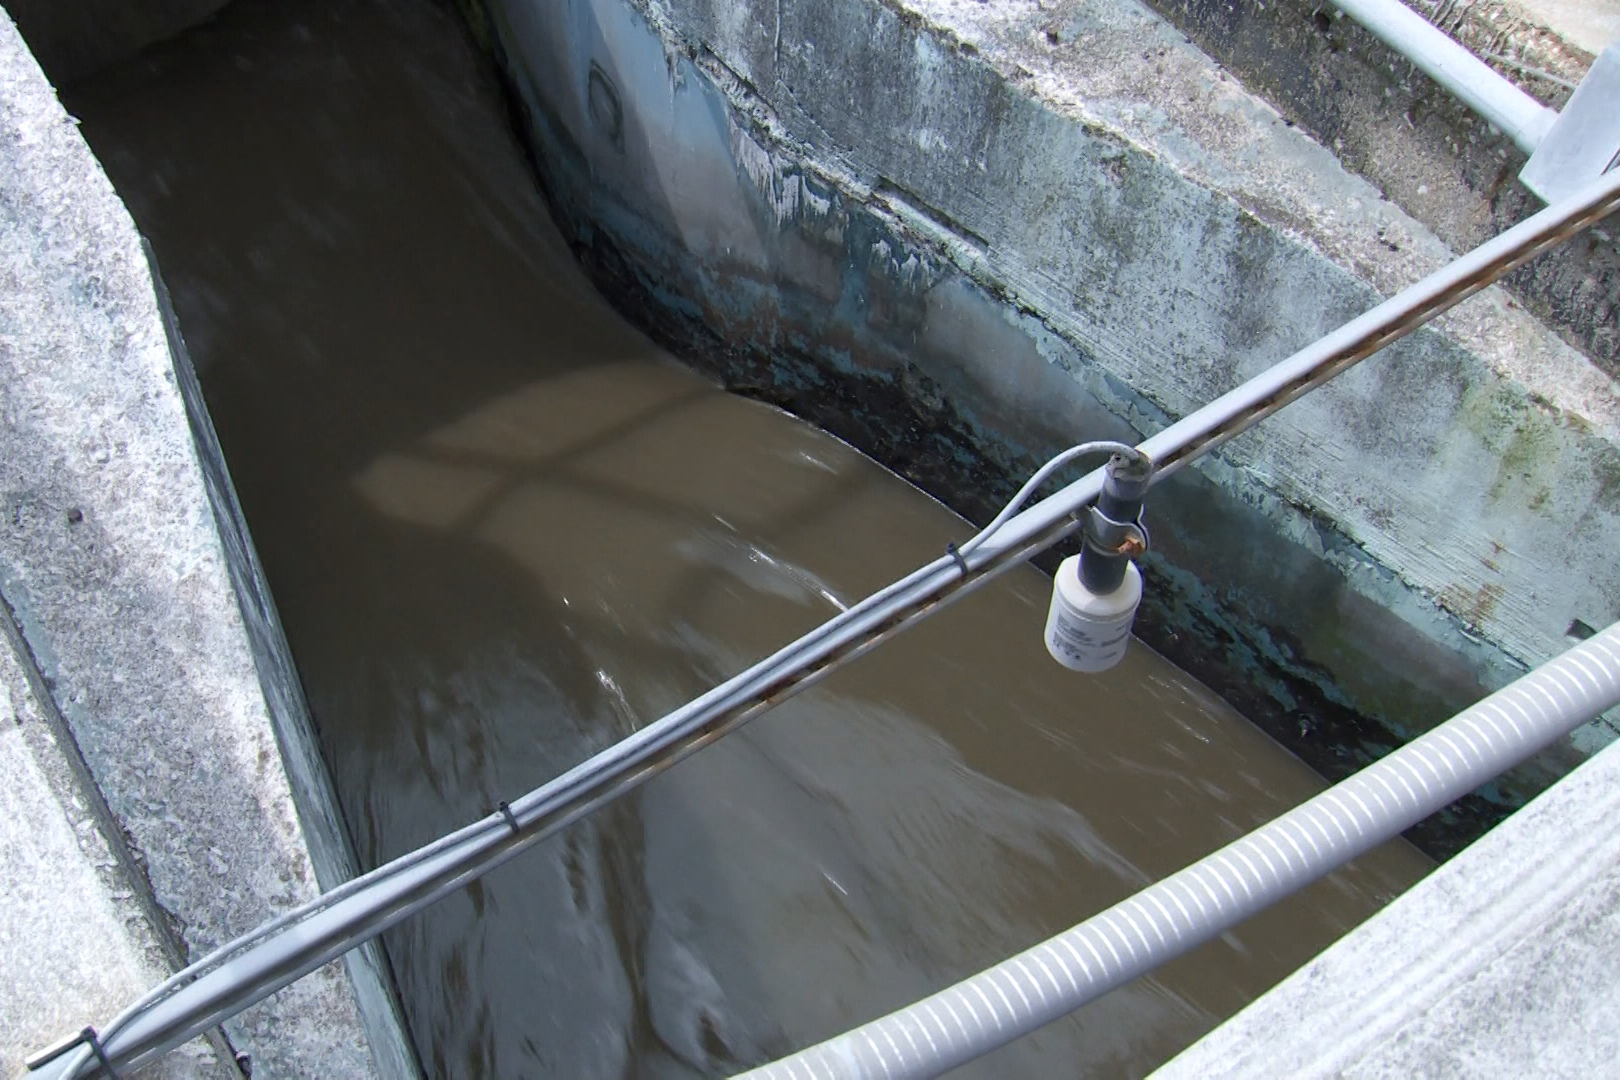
top-left (2, 0), bottom-right (230, 83)
top-left (0, 10), bottom-right (416, 1076)
top-left (472, 0), bottom-right (1620, 854)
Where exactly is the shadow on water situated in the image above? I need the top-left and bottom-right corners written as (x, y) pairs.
top-left (64, 0), bottom-right (1432, 1075)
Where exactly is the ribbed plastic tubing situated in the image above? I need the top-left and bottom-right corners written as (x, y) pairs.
top-left (741, 622), bottom-right (1620, 1079)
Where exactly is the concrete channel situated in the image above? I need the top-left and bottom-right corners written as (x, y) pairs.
top-left (0, 0), bottom-right (1616, 1074)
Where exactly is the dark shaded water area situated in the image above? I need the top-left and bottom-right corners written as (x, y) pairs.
top-left (65, 0), bottom-right (1431, 1075)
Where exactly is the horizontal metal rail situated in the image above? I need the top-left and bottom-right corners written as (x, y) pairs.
top-left (32, 164), bottom-right (1620, 1080)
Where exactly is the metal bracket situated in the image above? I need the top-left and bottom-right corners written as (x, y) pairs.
top-left (26, 1026), bottom-right (120, 1078)
top-left (1083, 504), bottom-right (1150, 559)
top-left (1520, 44), bottom-right (1620, 205)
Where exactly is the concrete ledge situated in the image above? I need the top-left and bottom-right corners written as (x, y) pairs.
top-left (1, 614), bottom-right (232, 1080)
top-left (0, 10), bottom-right (411, 1075)
top-left (1151, 733), bottom-right (1620, 1079)
top-left (1135, 0), bottom-right (1620, 376)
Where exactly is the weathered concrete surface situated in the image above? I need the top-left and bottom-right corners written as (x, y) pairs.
top-left (1151, 725), bottom-right (1620, 1079)
top-left (1518, 0), bottom-right (1620, 54)
top-left (474, 0), bottom-right (1619, 852)
top-left (2, 0), bottom-right (230, 83)
top-left (1136, 0), bottom-right (1620, 374)
top-left (0, 9), bottom-right (412, 1076)
top-left (1, 632), bottom-right (232, 1080)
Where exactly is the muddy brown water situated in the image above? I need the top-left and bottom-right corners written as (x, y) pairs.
top-left (66, 0), bottom-right (1431, 1075)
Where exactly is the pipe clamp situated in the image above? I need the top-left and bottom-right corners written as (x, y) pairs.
top-left (1083, 505), bottom-right (1149, 558)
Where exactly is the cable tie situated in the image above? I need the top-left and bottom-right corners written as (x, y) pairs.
top-left (497, 801), bottom-right (520, 836)
top-left (946, 541), bottom-right (969, 577)
top-left (88, 1028), bottom-right (121, 1080)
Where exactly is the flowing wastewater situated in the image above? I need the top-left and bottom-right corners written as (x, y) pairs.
top-left (65, 0), bottom-right (1430, 1074)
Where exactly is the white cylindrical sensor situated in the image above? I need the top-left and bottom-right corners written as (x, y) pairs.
top-left (1044, 555), bottom-right (1142, 672)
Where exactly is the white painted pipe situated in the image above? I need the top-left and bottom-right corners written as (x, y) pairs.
top-left (739, 621), bottom-right (1620, 1080)
top-left (1331, 0), bottom-right (1557, 154)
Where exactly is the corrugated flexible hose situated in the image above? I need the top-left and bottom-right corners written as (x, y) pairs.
top-left (740, 622), bottom-right (1620, 1079)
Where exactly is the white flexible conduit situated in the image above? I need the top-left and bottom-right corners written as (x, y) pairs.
top-left (741, 623), bottom-right (1620, 1080)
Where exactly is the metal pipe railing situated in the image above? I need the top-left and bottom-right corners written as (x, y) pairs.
top-left (1331, 0), bottom-right (1558, 155)
top-left (30, 160), bottom-right (1620, 1080)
